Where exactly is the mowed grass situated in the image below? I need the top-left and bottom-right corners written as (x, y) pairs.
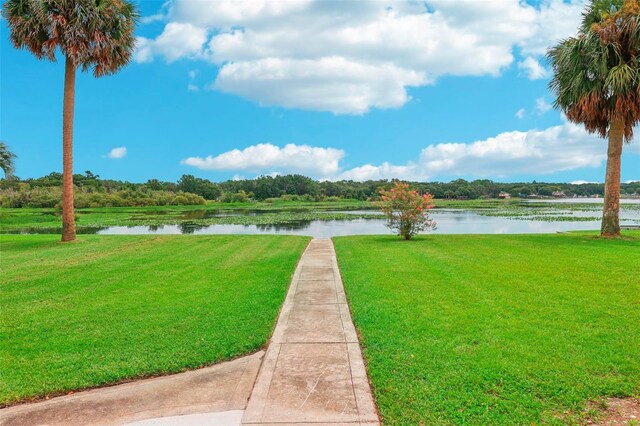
top-left (0, 234), bottom-right (310, 406)
top-left (334, 233), bottom-right (640, 425)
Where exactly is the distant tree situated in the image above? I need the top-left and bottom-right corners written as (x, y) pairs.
top-left (3, 0), bottom-right (139, 241)
top-left (0, 141), bottom-right (17, 177)
top-left (547, 0), bottom-right (639, 236)
top-left (84, 171), bottom-right (99, 180)
top-left (538, 187), bottom-right (553, 197)
top-left (177, 175), bottom-right (221, 200)
top-left (146, 179), bottom-right (163, 191)
top-left (176, 175), bottom-right (199, 194)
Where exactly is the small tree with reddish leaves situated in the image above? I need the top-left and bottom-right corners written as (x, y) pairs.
top-left (379, 181), bottom-right (436, 240)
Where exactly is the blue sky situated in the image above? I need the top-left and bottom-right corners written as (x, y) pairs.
top-left (1, 0), bottom-right (638, 183)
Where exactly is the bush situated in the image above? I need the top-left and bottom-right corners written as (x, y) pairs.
top-left (0, 187), bottom-right (205, 208)
top-left (379, 181), bottom-right (436, 240)
top-left (220, 190), bottom-right (250, 203)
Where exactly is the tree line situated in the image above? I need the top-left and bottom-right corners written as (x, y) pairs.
top-left (1, 172), bottom-right (638, 208)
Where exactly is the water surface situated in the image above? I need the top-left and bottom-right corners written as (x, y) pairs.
top-left (94, 208), bottom-right (639, 238)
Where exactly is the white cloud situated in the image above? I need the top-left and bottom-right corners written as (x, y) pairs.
top-left (518, 56), bottom-right (549, 80)
top-left (516, 108), bottom-right (526, 119)
top-left (340, 162), bottom-right (422, 181)
top-left (135, 23), bottom-right (208, 63)
top-left (133, 37), bottom-right (154, 63)
top-left (140, 1), bottom-right (170, 25)
top-left (337, 121), bottom-right (639, 181)
top-left (187, 69), bottom-right (199, 91)
top-left (136, 0), bottom-right (587, 114)
top-left (180, 119), bottom-right (639, 181)
top-left (518, 0), bottom-right (585, 56)
top-left (141, 13), bottom-right (164, 25)
top-left (106, 147), bottom-right (127, 159)
top-left (181, 143), bottom-right (345, 177)
top-left (535, 97), bottom-right (553, 114)
top-left (214, 57), bottom-right (425, 114)
top-left (416, 121), bottom-right (605, 177)
top-left (571, 180), bottom-right (599, 184)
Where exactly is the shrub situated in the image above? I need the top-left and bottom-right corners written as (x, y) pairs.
top-left (220, 190), bottom-right (250, 203)
top-left (0, 187), bottom-right (205, 208)
top-left (379, 181), bottom-right (436, 240)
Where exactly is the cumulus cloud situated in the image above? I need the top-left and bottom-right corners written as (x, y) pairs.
top-left (181, 143), bottom-right (345, 177)
top-left (337, 121), bottom-right (639, 180)
top-left (180, 120), bottom-right (639, 181)
top-left (136, 0), bottom-right (586, 114)
top-left (340, 162), bottom-right (423, 181)
top-left (516, 108), bottom-right (526, 119)
top-left (134, 23), bottom-right (208, 63)
top-left (517, 0), bottom-right (584, 56)
top-left (418, 122), bottom-right (604, 177)
top-left (518, 56), bottom-right (550, 80)
top-left (214, 57), bottom-right (425, 114)
top-left (106, 147), bottom-right (127, 159)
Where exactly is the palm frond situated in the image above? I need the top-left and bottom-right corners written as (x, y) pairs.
top-left (2, 0), bottom-right (139, 76)
top-left (547, 0), bottom-right (640, 141)
top-left (0, 141), bottom-right (17, 177)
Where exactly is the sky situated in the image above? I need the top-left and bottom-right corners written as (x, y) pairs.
top-left (1, 0), bottom-right (639, 184)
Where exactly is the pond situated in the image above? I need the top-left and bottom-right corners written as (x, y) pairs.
top-left (92, 207), bottom-right (639, 238)
top-left (5, 200), bottom-right (638, 238)
top-left (525, 198), bottom-right (640, 204)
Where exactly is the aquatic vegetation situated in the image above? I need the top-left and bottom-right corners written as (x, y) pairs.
top-left (1, 199), bottom-right (638, 232)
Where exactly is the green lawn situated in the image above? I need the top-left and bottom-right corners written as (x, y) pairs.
top-left (0, 234), bottom-right (309, 406)
top-left (334, 232), bottom-right (640, 425)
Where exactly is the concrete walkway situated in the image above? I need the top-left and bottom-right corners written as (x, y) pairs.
top-left (0, 351), bottom-right (263, 426)
top-left (242, 238), bottom-right (379, 425)
top-left (1, 238), bottom-right (379, 426)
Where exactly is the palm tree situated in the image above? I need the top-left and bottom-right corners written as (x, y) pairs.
top-left (547, 0), bottom-right (639, 237)
top-left (2, 0), bottom-right (138, 241)
top-left (0, 141), bottom-right (17, 177)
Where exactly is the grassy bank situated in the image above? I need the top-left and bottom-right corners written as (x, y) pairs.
top-left (334, 232), bottom-right (640, 425)
top-left (0, 234), bottom-right (310, 406)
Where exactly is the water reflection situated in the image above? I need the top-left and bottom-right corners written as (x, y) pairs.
top-left (179, 208), bottom-right (323, 220)
top-left (5, 206), bottom-right (638, 238)
top-left (90, 210), bottom-right (638, 238)
top-left (525, 198), bottom-right (640, 204)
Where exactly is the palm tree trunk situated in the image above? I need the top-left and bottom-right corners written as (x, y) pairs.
top-left (61, 55), bottom-right (76, 242)
top-left (601, 117), bottom-right (624, 237)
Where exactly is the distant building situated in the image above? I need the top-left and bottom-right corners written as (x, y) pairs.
top-left (498, 191), bottom-right (511, 199)
top-left (552, 191), bottom-right (566, 198)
